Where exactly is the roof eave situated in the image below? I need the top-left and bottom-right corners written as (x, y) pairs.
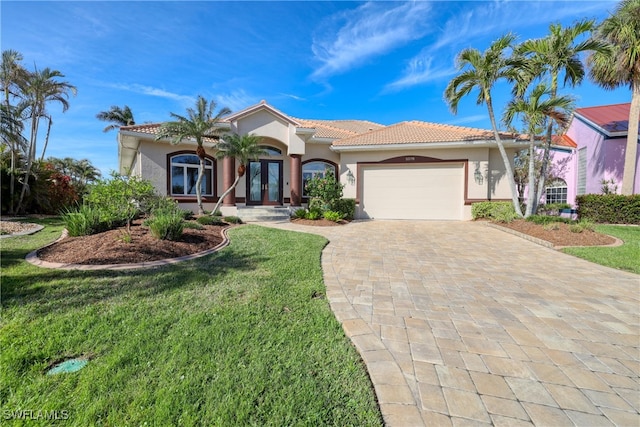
top-left (331, 139), bottom-right (522, 152)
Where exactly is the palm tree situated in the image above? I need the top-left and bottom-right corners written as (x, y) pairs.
top-left (155, 96), bottom-right (231, 215)
top-left (210, 133), bottom-right (268, 216)
top-left (444, 33), bottom-right (524, 216)
top-left (588, 0), bottom-right (640, 195)
top-left (503, 83), bottom-right (574, 216)
top-left (96, 105), bottom-right (135, 132)
top-left (1, 49), bottom-right (28, 213)
top-left (14, 67), bottom-right (77, 213)
top-left (516, 20), bottom-right (607, 203)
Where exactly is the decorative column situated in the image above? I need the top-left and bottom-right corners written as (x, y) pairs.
top-left (222, 156), bottom-right (236, 206)
top-left (289, 154), bottom-right (302, 207)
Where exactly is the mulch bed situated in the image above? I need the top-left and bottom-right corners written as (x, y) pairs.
top-left (497, 220), bottom-right (616, 247)
top-left (290, 218), bottom-right (348, 227)
top-left (37, 220), bottom-right (226, 265)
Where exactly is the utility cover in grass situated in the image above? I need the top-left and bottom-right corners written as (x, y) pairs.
top-left (46, 358), bottom-right (88, 375)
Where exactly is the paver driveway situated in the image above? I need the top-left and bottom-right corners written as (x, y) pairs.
top-left (261, 220), bottom-right (639, 426)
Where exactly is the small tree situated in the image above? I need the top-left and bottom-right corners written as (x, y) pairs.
top-left (210, 133), bottom-right (267, 215)
top-left (155, 96), bottom-right (231, 215)
top-left (96, 105), bottom-right (135, 132)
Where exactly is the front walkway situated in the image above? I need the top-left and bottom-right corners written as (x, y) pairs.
top-left (259, 220), bottom-right (639, 426)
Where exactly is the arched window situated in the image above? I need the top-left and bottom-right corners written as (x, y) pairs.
top-left (302, 161), bottom-right (337, 197)
top-left (170, 154), bottom-right (214, 196)
top-left (545, 178), bottom-right (567, 205)
top-left (259, 146), bottom-right (282, 156)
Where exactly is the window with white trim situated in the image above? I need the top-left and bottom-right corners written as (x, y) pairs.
top-left (170, 154), bottom-right (213, 196)
top-left (302, 161), bottom-right (336, 197)
top-left (545, 178), bottom-right (568, 205)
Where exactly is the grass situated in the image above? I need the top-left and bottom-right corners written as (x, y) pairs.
top-left (562, 225), bottom-right (640, 274)
top-left (0, 218), bottom-right (382, 426)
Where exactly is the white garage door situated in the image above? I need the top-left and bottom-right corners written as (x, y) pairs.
top-left (360, 163), bottom-right (464, 220)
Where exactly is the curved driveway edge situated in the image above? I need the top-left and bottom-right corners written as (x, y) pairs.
top-left (257, 220), bottom-right (639, 427)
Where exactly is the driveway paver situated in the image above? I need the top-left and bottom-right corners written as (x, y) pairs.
top-left (258, 220), bottom-right (639, 426)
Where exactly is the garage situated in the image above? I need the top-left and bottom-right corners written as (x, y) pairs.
top-left (359, 163), bottom-right (464, 220)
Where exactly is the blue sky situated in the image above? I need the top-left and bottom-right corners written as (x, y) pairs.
top-left (2, 0), bottom-right (630, 175)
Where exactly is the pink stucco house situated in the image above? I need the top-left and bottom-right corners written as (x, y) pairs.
top-left (546, 102), bottom-right (639, 207)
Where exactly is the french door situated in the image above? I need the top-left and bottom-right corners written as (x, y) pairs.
top-left (246, 160), bottom-right (283, 205)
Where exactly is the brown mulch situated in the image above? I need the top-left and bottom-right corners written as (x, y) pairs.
top-left (497, 220), bottom-right (616, 247)
top-left (290, 218), bottom-right (348, 227)
top-left (0, 220), bottom-right (40, 234)
top-left (37, 220), bottom-right (226, 265)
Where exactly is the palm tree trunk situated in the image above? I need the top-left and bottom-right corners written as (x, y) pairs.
top-left (534, 78), bottom-right (558, 213)
top-left (9, 148), bottom-right (16, 214)
top-left (526, 136), bottom-right (536, 217)
top-left (39, 115), bottom-right (52, 163)
top-left (15, 114), bottom-right (39, 214)
top-left (486, 95), bottom-right (524, 217)
top-left (211, 174), bottom-right (241, 216)
top-left (621, 82), bottom-right (639, 195)
top-left (195, 157), bottom-right (205, 215)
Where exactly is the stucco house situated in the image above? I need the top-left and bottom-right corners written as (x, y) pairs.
top-left (544, 102), bottom-right (639, 207)
top-left (118, 100), bottom-right (527, 220)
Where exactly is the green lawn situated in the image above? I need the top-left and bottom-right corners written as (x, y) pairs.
top-left (0, 219), bottom-right (382, 426)
top-left (562, 225), bottom-right (640, 274)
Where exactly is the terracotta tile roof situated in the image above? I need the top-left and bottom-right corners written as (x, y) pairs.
top-left (332, 121), bottom-right (517, 146)
top-left (294, 118), bottom-right (384, 139)
top-left (575, 103), bottom-right (633, 133)
top-left (120, 123), bottom-right (221, 143)
top-left (552, 134), bottom-right (577, 148)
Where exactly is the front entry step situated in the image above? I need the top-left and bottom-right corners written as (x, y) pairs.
top-left (237, 206), bottom-right (291, 222)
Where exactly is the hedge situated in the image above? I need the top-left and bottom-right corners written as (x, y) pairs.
top-left (575, 194), bottom-right (640, 224)
top-left (471, 201), bottom-right (519, 223)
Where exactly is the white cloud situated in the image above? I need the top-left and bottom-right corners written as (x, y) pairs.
top-left (385, 0), bottom-right (615, 92)
top-left (106, 83), bottom-right (195, 104)
top-left (310, 1), bottom-right (434, 80)
top-left (278, 93), bottom-right (307, 102)
top-left (215, 90), bottom-right (258, 112)
top-left (384, 55), bottom-right (456, 92)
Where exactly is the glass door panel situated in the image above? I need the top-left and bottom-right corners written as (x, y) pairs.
top-left (267, 162), bottom-right (280, 202)
top-left (248, 162), bottom-right (262, 203)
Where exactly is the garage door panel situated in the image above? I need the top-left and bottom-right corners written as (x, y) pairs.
top-left (360, 163), bottom-right (463, 220)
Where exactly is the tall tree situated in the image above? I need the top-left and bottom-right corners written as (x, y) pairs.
top-left (516, 20), bottom-right (606, 204)
top-left (588, 0), bottom-right (640, 195)
top-left (210, 133), bottom-right (268, 216)
top-left (444, 34), bottom-right (524, 216)
top-left (1, 50), bottom-right (28, 213)
top-left (155, 96), bottom-right (230, 215)
top-left (15, 67), bottom-right (77, 213)
top-left (96, 105), bottom-right (135, 132)
top-left (503, 83), bottom-right (574, 216)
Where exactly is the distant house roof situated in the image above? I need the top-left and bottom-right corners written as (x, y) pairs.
top-left (574, 103), bottom-right (634, 136)
top-left (332, 120), bottom-right (520, 149)
top-left (552, 134), bottom-right (577, 149)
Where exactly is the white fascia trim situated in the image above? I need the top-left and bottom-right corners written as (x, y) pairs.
top-left (331, 140), bottom-right (523, 152)
top-left (309, 136), bottom-right (335, 144)
top-left (295, 127), bottom-right (316, 135)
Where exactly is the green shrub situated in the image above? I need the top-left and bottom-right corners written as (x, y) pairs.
top-left (578, 219), bottom-right (595, 232)
top-left (472, 201), bottom-right (519, 222)
top-left (196, 215), bottom-right (226, 226)
top-left (147, 213), bottom-right (184, 241)
top-left (576, 194), bottom-right (640, 224)
top-left (543, 222), bottom-right (560, 231)
top-left (569, 223), bottom-right (584, 233)
top-left (323, 210), bottom-right (344, 222)
top-left (331, 198), bottom-right (356, 221)
top-left (305, 170), bottom-right (344, 210)
top-left (307, 211), bottom-right (320, 220)
top-left (183, 221), bottom-right (204, 230)
top-left (526, 215), bottom-right (571, 225)
top-left (292, 208), bottom-right (308, 219)
top-left (223, 216), bottom-right (243, 224)
top-left (85, 173), bottom-right (157, 226)
top-left (62, 205), bottom-right (110, 236)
